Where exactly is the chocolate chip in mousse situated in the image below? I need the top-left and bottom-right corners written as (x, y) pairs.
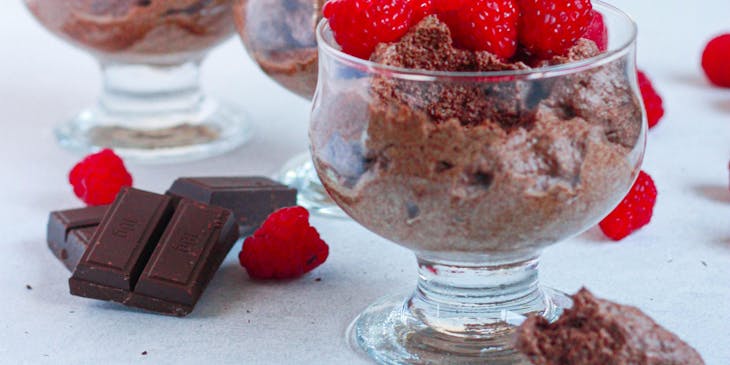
top-left (323, 133), bottom-right (369, 188)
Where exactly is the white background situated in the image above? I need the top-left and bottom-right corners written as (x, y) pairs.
top-left (0, 0), bottom-right (728, 364)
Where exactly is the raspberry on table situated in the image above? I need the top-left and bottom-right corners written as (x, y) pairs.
top-left (323, 0), bottom-right (415, 59)
top-left (517, 0), bottom-right (594, 58)
top-left (583, 10), bottom-right (608, 52)
top-left (637, 70), bottom-right (665, 129)
top-left (437, 0), bottom-right (520, 59)
top-left (69, 149), bottom-right (133, 206)
top-left (702, 34), bottom-right (730, 87)
top-left (239, 206), bottom-right (330, 280)
top-left (599, 171), bottom-right (658, 241)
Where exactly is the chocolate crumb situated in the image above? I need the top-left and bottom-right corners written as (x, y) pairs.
top-left (406, 202), bottom-right (421, 220)
top-left (141, 351), bottom-right (148, 356)
top-left (515, 288), bottom-right (704, 364)
top-left (701, 261), bottom-right (708, 267)
top-left (315, 277), bottom-right (322, 282)
top-left (25, 284), bottom-right (32, 290)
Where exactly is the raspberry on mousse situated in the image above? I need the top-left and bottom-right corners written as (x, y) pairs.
top-left (323, 0), bottom-right (416, 59)
top-left (437, 0), bottom-right (520, 59)
top-left (517, 0), bottom-right (595, 58)
top-left (326, 0), bottom-right (603, 63)
top-left (583, 10), bottom-right (608, 52)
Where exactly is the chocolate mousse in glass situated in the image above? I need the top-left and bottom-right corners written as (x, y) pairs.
top-left (233, 0), bottom-right (345, 216)
top-left (25, 0), bottom-right (252, 163)
top-left (310, 2), bottom-right (646, 363)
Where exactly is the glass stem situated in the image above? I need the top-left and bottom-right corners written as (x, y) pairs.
top-left (98, 61), bottom-right (204, 128)
top-left (408, 252), bottom-right (548, 338)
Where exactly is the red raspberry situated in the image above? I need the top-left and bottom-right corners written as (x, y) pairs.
top-left (69, 149), bottom-right (133, 206)
top-left (637, 70), bottom-right (665, 129)
top-left (408, 0), bottom-right (433, 23)
top-left (599, 171), bottom-right (658, 241)
top-left (702, 34), bottom-right (730, 87)
top-left (518, 0), bottom-right (594, 58)
top-left (438, 0), bottom-right (520, 59)
top-left (323, 0), bottom-right (414, 59)
top-left (239, 207), bottom-right (329, 280)
top-left (583, 10), bottom-right (608, 52)
top-left (431, 0), bottom-right (466, 12)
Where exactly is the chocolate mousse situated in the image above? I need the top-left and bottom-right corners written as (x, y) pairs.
top-left (26, 0), bottom-right (235, 64)
top-left (515, 288), bottom-right (705, 365)
top-left (311, 16), bottom-right (644, 253)
top-left (233, 0), bottom-right (325, 98)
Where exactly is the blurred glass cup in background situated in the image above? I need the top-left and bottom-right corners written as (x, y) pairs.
top-left (25, 0), bottom-right (253, 163)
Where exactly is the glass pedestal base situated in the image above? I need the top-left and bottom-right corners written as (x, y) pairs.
top-left (276, 153), bottom-right (347, 218)
top-left (348, 288), bottom-right (570, 365)
top-left (348, 254), bottom-right (571, 364)
top-left (54, 62), bottom-right (253, 164)
top-left (55, 99), bottom-right (252, 164)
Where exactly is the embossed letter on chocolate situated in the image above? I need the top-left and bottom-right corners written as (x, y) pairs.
top-left (69, 187), bottom-right (239, 316)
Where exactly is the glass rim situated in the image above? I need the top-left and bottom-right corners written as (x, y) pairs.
top-left (316, 0), bottom-right (637, 81)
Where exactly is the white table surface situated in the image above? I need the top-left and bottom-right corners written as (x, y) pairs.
top-left (1, 1), bottom-right (728, 364)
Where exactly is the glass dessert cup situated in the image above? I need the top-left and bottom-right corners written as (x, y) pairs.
top-left (311, 2), bottom-right (645, 363)
top-left (25, 0), bottom-right (253, 163)
top-left (233, 0), bottom-right (345, 217)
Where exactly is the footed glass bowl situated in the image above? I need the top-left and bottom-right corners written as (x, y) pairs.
top-left (310, 2), bottom-right (645, 363)
top-left (233, 0), bottom-right (345, 217)
top-left (25, 0), bottom-right (252, 163)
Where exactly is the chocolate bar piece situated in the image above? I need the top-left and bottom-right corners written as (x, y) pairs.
top-left (69, 187), bottom-right (238, 316)
top-left (64, 227), bottom-right (96, 271)
top-left (47, 206), bottom-right (108, 271)
top-left (74, 189), bottom-right (175, 291)
top-left (167, 177), bottom-right (297, 235)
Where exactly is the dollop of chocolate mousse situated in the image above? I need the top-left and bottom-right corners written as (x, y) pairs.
top-left (311, 16), bottom-right (643, 254)
top-left (233, 0), bottom-right (325, 98)
top-left (515, 289), bottom-right (705, 365)
top-left (369, 17), bottom-right (530, 72)
top-left (26, 0), bottom-right (235, 63)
